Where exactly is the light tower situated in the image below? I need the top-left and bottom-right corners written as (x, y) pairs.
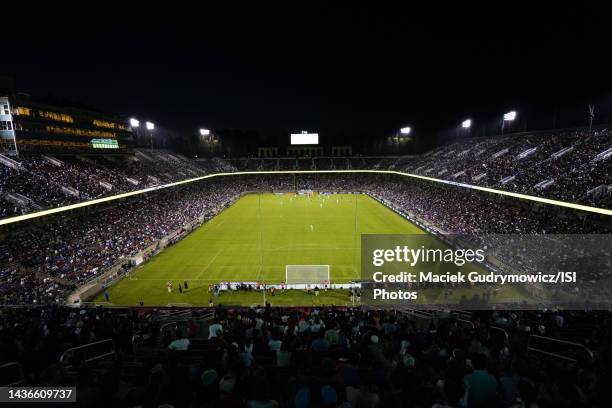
top-left (145, 121), bottom-right (155, 147)
top-left (501, 111), bottom-right (516, 135)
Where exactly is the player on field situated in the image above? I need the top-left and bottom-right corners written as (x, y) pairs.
top-left (167, 281), bottom-right (173, 293)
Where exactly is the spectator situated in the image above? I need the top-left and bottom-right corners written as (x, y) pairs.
top-left (311, 331), bottom-right (331, 352)
top-left (168, 329), bottom-right (190, 350)
top-left (463, 353), bottom-right (498, 408)
top-left (208, 318), bottom-right (224, 339)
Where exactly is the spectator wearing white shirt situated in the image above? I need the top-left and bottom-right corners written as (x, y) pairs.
top-left (168, 329), bottom-right (190, 350)
top-left (208, 318), bottom-right (223, 339)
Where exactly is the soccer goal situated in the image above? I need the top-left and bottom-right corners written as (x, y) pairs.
top-left (285, 265), bottom-right (330, 285)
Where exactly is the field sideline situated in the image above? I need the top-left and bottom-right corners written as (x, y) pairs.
top-left (95, 193), bottom-right (424, 306)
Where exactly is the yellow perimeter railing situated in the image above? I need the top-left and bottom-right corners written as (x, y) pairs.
top-left (1, 169), bottom-right (610, 227)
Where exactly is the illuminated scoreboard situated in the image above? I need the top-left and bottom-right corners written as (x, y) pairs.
top-left (91, 139), bottom-right (119, 149)
top-left (291, 131), bottom-right (319, 145)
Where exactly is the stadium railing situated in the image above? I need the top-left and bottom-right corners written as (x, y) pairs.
top-left (455, 318), bottom-right (475, 330)
top-left (399, 309), bottom-right (436, 330)
top-left (450, 310), bottom-right (473, 319)
top-left (59, 339), bottom-right (116, 368)
top-left (402, 309), bottom-right (435, 320)
top-left (527, 334), bottom-right (594, 363)
top-left (158, 311), bottom-right (215, 346)
top-left (0, 362), bottom-right (25, 386)
top-left (489, 325), bottom-right (509, 342)
top-left (2, 166), bottom-right (610, 229)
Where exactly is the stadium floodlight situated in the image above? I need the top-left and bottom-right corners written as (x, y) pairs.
top-left (503, 111), bottom-right (517, 121)
top-left (501, 111), bottom-right (516, 135)
top-left (129, 118), bottom-right (140, 127)
top-left (400, 127), bottom-right (411, 135)
top-left (199, 128), bottom-right (210, 136)
top-left (146, 121), bottom-right (155, 130)
top-left (462, 119), bottom-right (472, 128)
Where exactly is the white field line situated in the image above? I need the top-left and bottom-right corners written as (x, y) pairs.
top-left (270, 244), bottom-right (352, 252)
top-left (195, 248), bottom-right (224, 280)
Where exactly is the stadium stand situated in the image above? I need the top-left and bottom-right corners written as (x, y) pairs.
top-left (402, 128), bottom-right (611, 207)
top-left (1, 173), bottom-right (609, 306)
top-left (0, 128), bottom-right (610, 406)
top-left (0, 305), bottom-right (611, 407)
top-left (0, 149), bottom-right (217, 217)
top-left (1, 127), bottom-right (610, 219)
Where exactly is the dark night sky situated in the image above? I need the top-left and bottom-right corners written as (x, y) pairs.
top-left (2, 4), bottom-right (611, 151)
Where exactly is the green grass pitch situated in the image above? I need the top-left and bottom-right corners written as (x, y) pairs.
top-left (95, 193), bottom-right (528, 307)
top-left (95, 193), bottom-right (422, 306)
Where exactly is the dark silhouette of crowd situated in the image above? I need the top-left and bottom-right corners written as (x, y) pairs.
top-left (1, 305), bottom-right (611, 407)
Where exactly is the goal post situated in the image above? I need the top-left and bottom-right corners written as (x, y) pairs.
top-left (285, 265), bottom-right (330, 285)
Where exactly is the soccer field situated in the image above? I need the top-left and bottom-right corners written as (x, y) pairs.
top-left (96, 193), bottom-right (424, 306)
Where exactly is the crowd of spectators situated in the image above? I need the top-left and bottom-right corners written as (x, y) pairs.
top-left (1, 173), bottom-right (609, 306)
top-left (0, 265), bottom-right (69, 305)
top-left (1, 305), bottom-right (611, 407)
top-left (0, 162), bottom-right (66, 216)
top-left (2, 127), bottom-right (609, 219)
top-left (0, 161), bottom-right (611, 406)
top-left (0, 150), bottom-right (228, 219)
top-left (1, 179), bottom-right (246, 304)
top-left (403, 129), bottom-right (611, 206)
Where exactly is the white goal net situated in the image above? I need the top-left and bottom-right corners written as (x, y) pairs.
top-left (285, 265), bottom-right (330, 285)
